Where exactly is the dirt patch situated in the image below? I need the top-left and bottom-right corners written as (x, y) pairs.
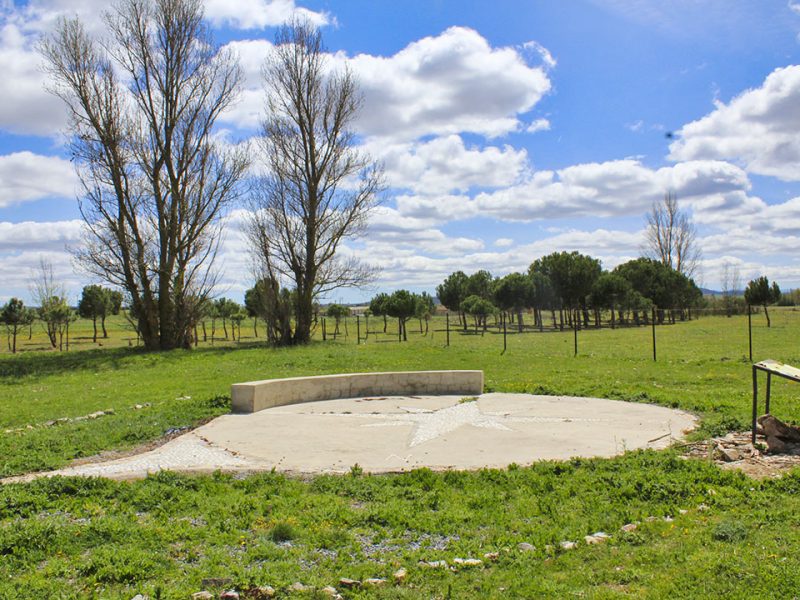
top-left (683, 431), bottom-right (800, 479)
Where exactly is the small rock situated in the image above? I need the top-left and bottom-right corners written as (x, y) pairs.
top-left (393, 568), bottom-right (407, 582)
top-left (418, 560), bottom-right (447, 569)
top-left (453, 558), bottom-right (482, 567)
top-left (719, 447), bottom-right (742, 462)
top-left (584, 532), bottom-right (610, 545)
top-left (319, 586), bottom-right (339, 597)
top-left (679, 509), bottom-right (688, 515)
top-left (289, 582), bottom-right (308, 592)
top-left (621, 523), bottom-right (637, 532)
top-left (338, 578), bottom-right (361, 589)
top-left (698, 503), bottom-right (709, 511)
top-left (362, 578), bottom-right (387, 587)
top-left (483, 552), bottom-right (499, 561)
top-left (202, 578), bottom-right (232, 588)
top-left (559, 541), bottom-right (577, 550)
top-left (249, 587), bottom-right (275, 599)
top-left (663, 516), bottom-right (674, 523)
top-left (130, 595), bottom-right (148, 600)
top-left (191, 593), bottom-right (213, 600)
top-left (220, 592), bottom-right (239, 600)
top-left (517, 542), bottom-right (535, 552)
top-left (644, 516), bottom-right (659, 522)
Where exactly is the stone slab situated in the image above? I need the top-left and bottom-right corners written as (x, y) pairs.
top-left (231, 370), bottom-right (484, 413)
top-left (2, 393), bottom-right (697, 482)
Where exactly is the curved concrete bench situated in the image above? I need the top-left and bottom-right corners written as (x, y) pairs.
top-left (231, 370), bottom-right (484, 413)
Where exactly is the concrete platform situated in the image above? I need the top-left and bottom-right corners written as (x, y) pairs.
top-left (2, 394), bottom-right (696, 482)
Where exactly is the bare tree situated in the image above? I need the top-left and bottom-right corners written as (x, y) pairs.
top-left (645, 192), bottom-right (701, 277)
top-left (40, 0), bottom-right (248, 351)
top-left (246, 20), bottom-right (384, 345)
top-left (720, 260), bottom-right (741, 316)
top-left (30, 258), bottom-right (72, 350)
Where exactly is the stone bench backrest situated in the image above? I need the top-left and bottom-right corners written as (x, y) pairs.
top-left (231, 370), bottom-right (484, 413)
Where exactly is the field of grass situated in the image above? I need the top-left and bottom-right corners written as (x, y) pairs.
top-left (2, 309), bottom-right (800, 597)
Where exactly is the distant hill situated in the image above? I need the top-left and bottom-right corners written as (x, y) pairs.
top-left (702, 288), bottom-right (744, 297)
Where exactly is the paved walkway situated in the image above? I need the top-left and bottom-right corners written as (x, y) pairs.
top-left (3, 394), bottom-right (696, 482)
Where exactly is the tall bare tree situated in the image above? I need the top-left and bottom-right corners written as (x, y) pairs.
top-left (30, 258), bottom-right (72, 350)
top-left (40, 0), bottom-right (248, 350)
top-left (246, 20), bottom-right (384, 345)
top-left (645, 192), bottom-right (701, 277)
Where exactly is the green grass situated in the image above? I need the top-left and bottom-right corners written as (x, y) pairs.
top-left (1, 309), bottom-right (800, 597)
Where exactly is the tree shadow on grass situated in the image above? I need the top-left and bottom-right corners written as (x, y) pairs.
top-left (0, 341), bottom-right (276, 380)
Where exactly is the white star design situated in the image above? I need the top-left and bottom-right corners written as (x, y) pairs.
top-left (322, 400), bottom-right (612, 448)
top-left (364, 402), bottom-right (513, 447)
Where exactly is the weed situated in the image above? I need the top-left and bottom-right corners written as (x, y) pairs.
top-left (712, 521), bottom-right (748, 542)
top-left (268, 521), bottom-right (297, 543)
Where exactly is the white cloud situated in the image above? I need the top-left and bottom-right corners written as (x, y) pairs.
top-left (347, 27), bottom-right (552, 140)
top-left (204, 0), bottom-right (329, 29)
top-left (0, 23), bottom-right (68, 135)
top-left (394, 194), bottom-right (478, 222)
top-left (365, 207), bottom-right (484, 258)
top-left (494, 238), bottom-right (514, 248)
top-left (222, 27), bottom-right (553, 141)
top-left (0, 152), bottom-right (78, 208)
top-left (626, 120), bottom-right (644, 132)
top-left (0, 219), bottom-right (83, 251)
top-left (669, 65), bottom-right (800, 181)
top-left (389, 158), bottom-right (759, 228)
top-left (368, 134), bottom-right (529, 195)
top-left (522, 40), bottom-right (557, 70)
top-left (526, 118), bottom-right (551, 133)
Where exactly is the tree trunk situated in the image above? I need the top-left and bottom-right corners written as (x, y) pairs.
top-left (92, 317), bottom-right (98, 343)
top-left (764, 304), bottom-right (771, 327)
top-left (517, 309), bottom-right (524, 333)
top-left (202, 321), bottom-right (207, 342)
top-left (101, 315), bottom-right (108, 338)
top-left (253, 316), bottom-right (258, 338)
top-left (293, 285), bottom-right (314, 345)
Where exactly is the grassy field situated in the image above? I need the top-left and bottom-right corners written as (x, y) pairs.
top-left (1, 309), bottom-right (800, 598)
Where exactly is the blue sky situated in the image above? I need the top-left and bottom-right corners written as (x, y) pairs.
top-left (1, 0), bottom-right (800, 304)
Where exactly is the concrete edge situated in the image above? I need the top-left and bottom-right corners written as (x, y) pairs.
top-left (231, 370), bottom-right (484, 413)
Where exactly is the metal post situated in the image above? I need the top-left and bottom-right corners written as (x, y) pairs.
top-left (357, 315), bottom-right (360, 345)
top-left (748, 305), bottom-right (753, 363)
top-left (398, 318), bottom-right (402, 342)
top-left (573, 309), bottom-right (578, 357)
top-left (651, 306), bottom-right (657, 362)
top-left (752, 365), bottom-right (758, 444)
top-left (766, 372), bottom-right (772, 414)
top-left (446, 312), bottom-right (450, 347)
top-left (503, 313), bottom-right (507, 353)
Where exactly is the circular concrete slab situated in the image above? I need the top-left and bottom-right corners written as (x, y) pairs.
top-left (3, 394), bottom-right (696, 482)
